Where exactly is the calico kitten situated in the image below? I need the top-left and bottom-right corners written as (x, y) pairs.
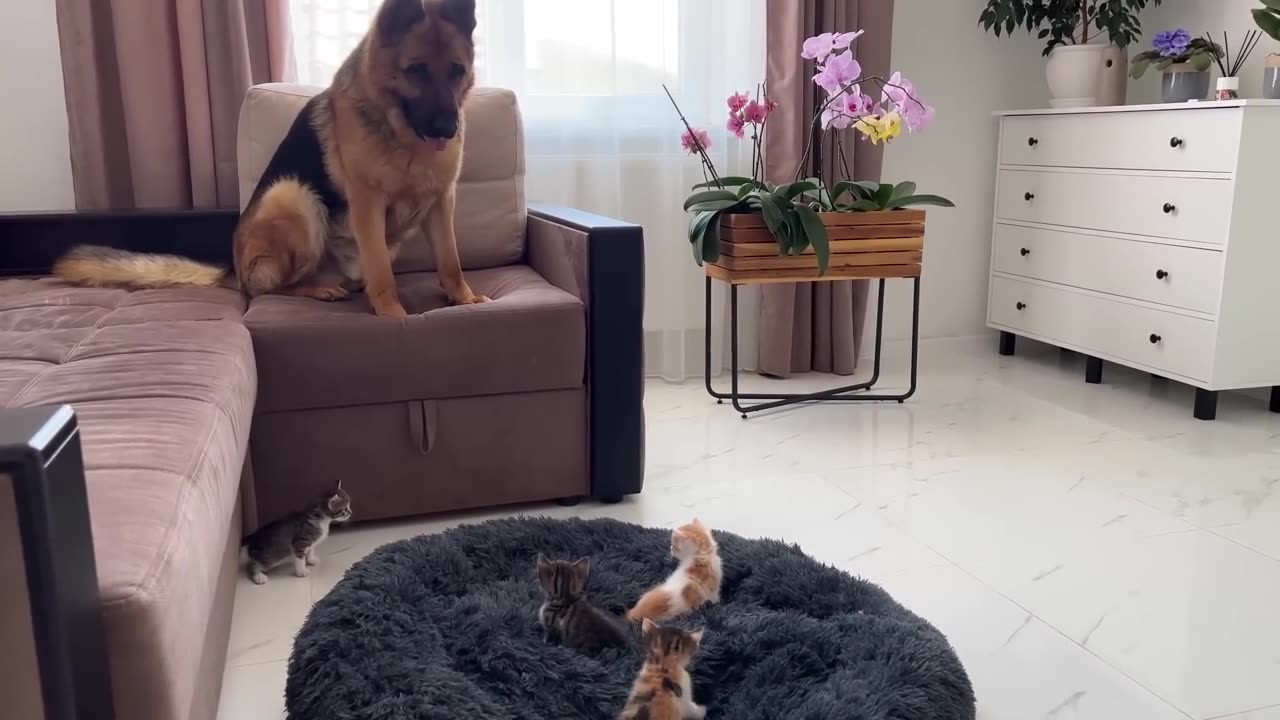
top-left (619, 620), bottom-right (706, 720)
top-left (536, 555), bottom-right (630, 654)
top-left (244, 481), bottom-right (352, 585)
top-left (627, 519), bottom-right (722, 623)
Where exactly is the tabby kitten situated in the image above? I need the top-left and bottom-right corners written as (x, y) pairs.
top-left (244, 481), bottom-right (352, 585)
top-left (536, 555), bottom-right (630, 654)
top-left (619, 619), bottom-right (706, 720)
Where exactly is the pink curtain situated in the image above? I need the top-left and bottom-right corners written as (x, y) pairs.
top-left (55, 0), bottom-right (295, 210)
top-left (758, 0), bottom-right (895, 377)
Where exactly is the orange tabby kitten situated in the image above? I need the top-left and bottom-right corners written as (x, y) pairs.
top-left (627, 518), bottom-right (722, 623)
top-left (618, 619), bottom-right (706, 720)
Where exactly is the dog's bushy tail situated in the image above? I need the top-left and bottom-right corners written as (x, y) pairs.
top-left (53, 246), bottom-right (230, 290)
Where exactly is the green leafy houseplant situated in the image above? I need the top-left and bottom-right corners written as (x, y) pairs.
top-left (1256, 0), bottom-right (1280, 44)
top-left (1130, 32), bottom-right (1224, 78)
top-left (669, 30), bottom-right (953, 276)
top-left (980, 0), bottom-right (1163, 56)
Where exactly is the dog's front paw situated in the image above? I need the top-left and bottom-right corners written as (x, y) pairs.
top-left (449, 291), bottom-right (490, 305)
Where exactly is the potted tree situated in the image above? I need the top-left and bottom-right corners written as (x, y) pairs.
top-left (1256, 0), bottom-right (1280, 99)
top-left (980, 0), bottom-right (1163, 107)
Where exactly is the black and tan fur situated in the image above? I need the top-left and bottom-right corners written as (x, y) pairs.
top-left (244, 482), bottom-right (352, 585)
top-left (54, 0), bottom-right (488, 317)
top-left (619, 620), bottom-right (706, 720)
top-left (536, 555), bottom-right (630, 655)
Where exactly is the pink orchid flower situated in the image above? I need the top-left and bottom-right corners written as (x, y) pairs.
top-left (727, 92), bottom-right (750, 113)
top-left (743, 99), bottom-right (771, 125)
top-left (813, 51), bottom-right (861, 96)
top-left (821, 98), bottom-right (854, 130)
top-left (801, 30), bottom-right (865, 62)
top-left (726, 113), bottom-right (746, 139)
top-left (680, 127), bottom-right (711, 154)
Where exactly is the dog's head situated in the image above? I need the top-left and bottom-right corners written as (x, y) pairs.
top-left (366, 0), bottom-right (476, 144)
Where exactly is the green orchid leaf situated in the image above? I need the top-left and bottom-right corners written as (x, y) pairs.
top-left (775, 180), bottom-right (820, 202)
top-left (848, 199), bottom-right (882, 212)
top-left (794, 204), bottom-right (830, 275)
top-left (683, 189), bottom-right (739, 212)
top-left (891, 181), bottom-right (918, 201)
top-left (874, 183), bottom-right (895, 209)
top-left (885, 194), bottom-right (956, 210)
top-left (687, 199), bottom-right (742, 213)
top-left (702, 213), bottom-right (722, 264)
top-left (690, 176), bottom-right (762, 191)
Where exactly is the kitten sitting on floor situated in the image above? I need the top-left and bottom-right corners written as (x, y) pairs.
top-left (619, 620), bottom-right (706, 720)
top-left (627, 519), bottom-right (722, 623)
top-left (536, 555), bottom-right (630, 655)
top-left (244, 481), bottom-right (352, 585)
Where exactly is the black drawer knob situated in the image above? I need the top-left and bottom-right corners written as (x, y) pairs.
top-left (1024, 192), bottom-right (1035, 201)
top-left (1149, 333), bottom-right (1163, 345)
top-left (1028, 137), bottom-right (1039, 147)
top-left (1020, 247), bottom-right (1031, 257)
top-left (1016, 302), bottom-right (1027, 311)
top-left (1162, 203), bottom-right (1176, 214)
top-left (1170, 137), bottom-right (1184, 148)
top-left (1156, 269), bottom-right (1169, 280)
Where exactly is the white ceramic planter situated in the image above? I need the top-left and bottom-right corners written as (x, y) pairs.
top-left (1046, 44), bottom-right (1106, 108)
top-left (1097, 45), bottom-right (1128, 107)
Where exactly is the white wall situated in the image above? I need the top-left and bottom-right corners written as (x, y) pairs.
top-left (875, 0), bottom-right (1048, 342)
top-left (1128, 0), bottom-right (1280, 104)
top-left (0, 2), bottom-right (75, 212)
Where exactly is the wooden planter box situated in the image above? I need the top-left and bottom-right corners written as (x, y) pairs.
top-left (707, 209), bottom-right (925, 284)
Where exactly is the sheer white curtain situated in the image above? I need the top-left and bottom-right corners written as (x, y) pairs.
top-left (289, 0), bottom-right (766, 380)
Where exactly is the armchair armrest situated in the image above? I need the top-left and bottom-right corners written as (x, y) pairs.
top-left (0, 406), bottom-right (113, 720)
top-left (527, 205), bottom-right (644, 501)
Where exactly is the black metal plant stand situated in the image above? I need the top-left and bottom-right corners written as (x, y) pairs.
top-left (704, 276), bottom-right (922, 418)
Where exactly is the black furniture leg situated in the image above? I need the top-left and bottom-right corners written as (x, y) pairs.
top-left (1271, 387), bottom-right (1280, 414)
top-left (998, 331), bottom-right (1016, 356)
top-left (1085, 356), bottom-right (1104, 385)
top-left (1194, 389), bottom-right (1218, 421)
top-left (707, 277), bottom-right (921, 416)
top-left (0, 406), bottom-right (114, 720)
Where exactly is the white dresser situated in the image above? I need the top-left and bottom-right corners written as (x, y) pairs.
top-left (987, 101), bottom-right (1280, 420)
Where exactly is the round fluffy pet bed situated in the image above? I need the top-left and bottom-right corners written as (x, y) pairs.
top-left (286, 518), bottom-right (975, 719)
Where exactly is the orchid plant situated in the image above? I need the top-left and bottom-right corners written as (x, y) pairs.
top-left (667, 30), bottom-right (952, 275)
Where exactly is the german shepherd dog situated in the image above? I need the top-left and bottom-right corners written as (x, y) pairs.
top-left (54, 0), bottom-right (488, 317)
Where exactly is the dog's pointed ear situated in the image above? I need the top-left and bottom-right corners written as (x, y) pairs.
top-left (440, 0), bottom-right (476, 36)
top-left (376, 0), bottom-right (426, 45)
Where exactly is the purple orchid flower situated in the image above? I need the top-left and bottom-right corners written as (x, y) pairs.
top-left (813, 51), bottom-right (862, 96)
top-left (801, 30), bottom-right (865, 62)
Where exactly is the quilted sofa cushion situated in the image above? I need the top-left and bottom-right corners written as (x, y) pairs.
top-left (0, 279), bottom-right (255, 720)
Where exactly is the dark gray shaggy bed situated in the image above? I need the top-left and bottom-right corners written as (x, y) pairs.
top-left (286, 517), bottom-right (975, 719)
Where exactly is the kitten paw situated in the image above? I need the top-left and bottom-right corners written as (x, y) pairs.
top-left (251, 572), bottom-right (268, 585)
top-left (687, 705), bottom-right (707, 719)
top-left (294, 566), bottom-right (311, 578)
top-left (305, 557), bottom-right (318, 567)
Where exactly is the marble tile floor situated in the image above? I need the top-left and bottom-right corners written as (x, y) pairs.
top-left (218, 336), bottom-right (1280, 720)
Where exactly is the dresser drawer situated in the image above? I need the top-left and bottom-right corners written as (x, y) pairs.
top-left (996, 170), bottom-right (1233, 244)
top-left (1000, 109), bottom-right (1243, 172)
top-left (990, 277), bottom-right (1215, 381)
top-left (992, 224), bottom-right (1224, 314)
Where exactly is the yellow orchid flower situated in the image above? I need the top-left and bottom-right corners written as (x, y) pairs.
top-left (854, 111), bottom-right (903, 145)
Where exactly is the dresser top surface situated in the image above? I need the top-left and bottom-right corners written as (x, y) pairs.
top-left (994, 100), bottom-right (1280, 117)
